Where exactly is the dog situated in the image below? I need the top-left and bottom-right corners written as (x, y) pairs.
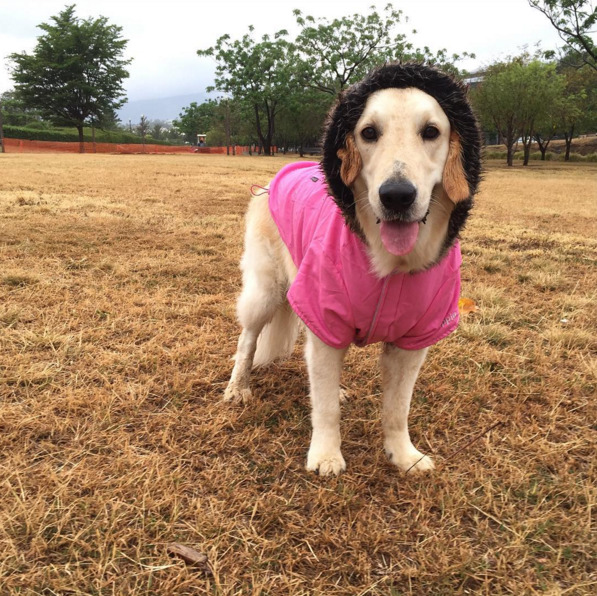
top-left (224, 64), bottom-right (481, 476)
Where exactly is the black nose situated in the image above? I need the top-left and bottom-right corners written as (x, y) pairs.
top-left (379, 181), bottom-right (417, 212)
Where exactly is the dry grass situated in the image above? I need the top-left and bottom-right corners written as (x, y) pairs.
top-left (0, 154), bottom-right (596, 595)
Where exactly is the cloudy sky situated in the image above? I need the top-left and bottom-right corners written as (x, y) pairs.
top-left (1, 0), bottom-right (563, 101)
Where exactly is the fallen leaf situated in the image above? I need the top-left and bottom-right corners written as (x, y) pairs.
top-left (167, 543), bottom-right (213, 575)
top-left (458, 297), bottom-right (479, 315)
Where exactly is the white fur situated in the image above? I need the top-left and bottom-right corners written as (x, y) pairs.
top-left (224, 88), bottom-right (456, 475)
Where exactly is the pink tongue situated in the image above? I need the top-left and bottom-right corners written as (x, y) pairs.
top-left (380, 220), bottom-right (420, 256)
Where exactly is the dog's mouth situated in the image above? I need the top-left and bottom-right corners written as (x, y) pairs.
top-left (375, 210), bottom-right (429, 256)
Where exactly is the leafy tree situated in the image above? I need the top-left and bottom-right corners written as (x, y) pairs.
top-left (147, 119), bottom-right (176, 141)
top-left (275, 87), bottom-right (333, 155)
top-left (293, 4), bottom-right (473, 96)
top-left (529, 1), bottom-right (597, 70)
top-left (534, 111), bottom-right (560, 159)
top-left (517, 61), bottom-right (564, 164)
top-left (198, 28), bottom-right (297, 155)
top-left (9, 5), bottom-right (131, 152)
top-left (557, 64), bottom-right (597, 159)
top-left (213, 98), bottom-right (243, 154)
top-left (136, 115), bottom-right (150, 142)
top-left (472, 57), bottom-right (563, 166)
top-left (472, 60), bottom-right (525, 166)
top-left (0, 90), bottom-right (43, 126)
top-left (173, 100), bottom-right (217, 144)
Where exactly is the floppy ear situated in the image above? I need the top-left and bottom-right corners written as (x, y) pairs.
top-left (336, 133), bottom-right (362, 187)
top-left (443, 131), bottom-right (470, 203)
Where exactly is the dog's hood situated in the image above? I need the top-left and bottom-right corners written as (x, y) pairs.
top-left (321, 63), bottom-right (482, 252)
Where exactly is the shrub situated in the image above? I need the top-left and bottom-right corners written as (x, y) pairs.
top-left (3, 125), bottom-right (180, 145)
top-left (484, 150), bottom-right (507, 159)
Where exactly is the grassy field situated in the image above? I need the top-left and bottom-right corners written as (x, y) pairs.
top-left (0, 154), bottom-right (596, 595)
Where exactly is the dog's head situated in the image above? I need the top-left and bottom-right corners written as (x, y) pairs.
top-left (322, 63), bottom-right (481, 275)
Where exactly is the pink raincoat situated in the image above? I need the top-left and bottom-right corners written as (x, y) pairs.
top-left (268, 161), bottom-right (461, 350)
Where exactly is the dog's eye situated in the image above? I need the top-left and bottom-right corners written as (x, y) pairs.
top-left (361, 127), bottom-right (378, 142)
top-left (422, 125), bottom-right (440, 140)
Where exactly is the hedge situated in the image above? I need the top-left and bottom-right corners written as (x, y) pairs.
top-left (484, 149), bottom-right (597, 162)
top-left (3, 125), bottom-right (181, 146)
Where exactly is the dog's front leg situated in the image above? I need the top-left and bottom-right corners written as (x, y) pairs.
top-left (381, 344), bottom-right (435, 473)
top-left (305, 330), bottom-right (348, 476)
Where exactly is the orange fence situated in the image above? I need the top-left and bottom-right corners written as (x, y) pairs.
top-left (3, 138), bottom-right (195, 154)
top-left (2, 138), bottom-right (255, 155)
top-left (195, 146), bottom-right (252, 155)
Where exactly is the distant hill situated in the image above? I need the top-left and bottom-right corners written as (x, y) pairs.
top-left (117, 92), bottom-right (209, 124)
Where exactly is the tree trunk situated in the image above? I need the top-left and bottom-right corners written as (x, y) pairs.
top-left (506, 134), bottom-right (515, 167)
top-left (564, 126), bottom-right (574, 161)
top-left (253, 104), bottom-right (267, 156)
top-left (534, 134), bottom-right (551, 161)
top-left (77, 124), bottom-right (85, 153)
top-left (92, 125), bottom-right (96, 153)
top-left (264, 100), bottom-right (276, 156)
top-left (522, 140), bottom-right (531, 166)
top-left (499, 122), bottom-right (516, 167)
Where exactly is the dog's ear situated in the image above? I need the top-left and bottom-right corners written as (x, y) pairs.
top-left (443, 131), bottom-right (470, 203)
top-left (337, 134), bottom-right (362, 187)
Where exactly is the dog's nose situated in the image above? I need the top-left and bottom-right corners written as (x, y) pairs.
top-left (379, 181), bottom-right (417, 212)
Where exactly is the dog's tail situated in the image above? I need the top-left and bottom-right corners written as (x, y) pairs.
top-left (253, 301), bottom-right (300, 368)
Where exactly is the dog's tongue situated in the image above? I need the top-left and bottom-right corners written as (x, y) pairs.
top-left (380, 220), bottom-right (420, 256)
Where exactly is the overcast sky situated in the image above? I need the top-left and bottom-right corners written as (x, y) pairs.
top-left (0, 0), bottom-right (564, 101)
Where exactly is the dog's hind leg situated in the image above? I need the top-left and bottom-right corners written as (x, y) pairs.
top-left (305, 330), bottom-right (348, 476)
top-left (224, 268), bottom-right (285, 404)
top-left (224, 201), bottom-right (288, 403)
top-left (381, 344), bottom-right (435, 473)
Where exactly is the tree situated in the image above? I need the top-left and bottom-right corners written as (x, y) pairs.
top-left (0, 90), bottom-right (44, 126)
top-left (293, 4), bottom-right (473, 96)
top-left (147, 119), bottom-right (169, 141)
top-left (198, 28), bottom-right (297, 155)
top-left (557, 64), bottom-right (597, 159)
top-left (9, 5), bottom-right (131, 153)
top-left (275, 87), bottom-right (333, 155)
top-left (136, 114), bottom-right (149, 146)
top-left (173, 100), bottom-right (217, 144)
top-left (472, 57), bottom-right (563, 166)
top-left (472, 60), bottom-right (525, 166)
top-left (534, 112), bottom-right (560, 159)
top-left (517, 61), bottom-right (564, 165)
top-left (529, 1), bottom-right (597, 70)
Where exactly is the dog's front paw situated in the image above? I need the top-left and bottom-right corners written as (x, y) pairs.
top-left (306, 448), bottom-right (346, 476)
top-left (223, 382), bottom-right (252, 404)
top-left (386, 444), bottom-right (435, 474)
